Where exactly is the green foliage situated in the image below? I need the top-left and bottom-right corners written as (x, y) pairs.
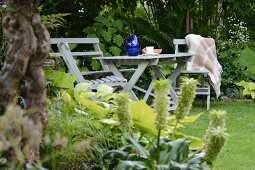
top-left (102, 135), bottom-right (209, 170)
top-left (236, 80), bottom-right (255, 99)
top-left (43, 84), bottom-right (121, 169)
top-left (126, 17), bottom-right (173, 53)
top-left (102, 79), bottom-right (219, 169)
top-left (45, 70), bottom-right (76, 90)
top-left (41, 13), bottom-right (70, 32)
top-left (83, 10), bottom-right (126, 56)
top-left (217, 44), bottom-right (249, 95)
top-left (237, 47), bottom-right (255, 79)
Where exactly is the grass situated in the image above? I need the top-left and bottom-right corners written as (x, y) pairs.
top-left (181, 100), bottom-right (255, 170)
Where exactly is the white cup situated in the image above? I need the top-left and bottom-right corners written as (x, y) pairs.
top-left (145, 46), bottom-right (154, 54)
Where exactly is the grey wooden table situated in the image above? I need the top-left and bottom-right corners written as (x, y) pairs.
top-left (94, 53), bottom-right (193, 109)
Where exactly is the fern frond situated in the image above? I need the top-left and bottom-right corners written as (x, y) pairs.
top-left (159, 31), bottom-right (173, 47)
top-left (41, 13), bottom-right (71, 31)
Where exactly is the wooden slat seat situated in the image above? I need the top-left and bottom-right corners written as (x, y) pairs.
top-left (57, 41), bottom-right (127, 90)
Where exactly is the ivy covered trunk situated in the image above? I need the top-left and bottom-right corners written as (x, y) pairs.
top-left (0, 0), bottom-right (50, 163)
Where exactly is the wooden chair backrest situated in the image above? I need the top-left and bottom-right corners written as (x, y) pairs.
top-left (50, 38), bottom-right (108, 70)
top-left (173, 39), bottom-right (187, 54)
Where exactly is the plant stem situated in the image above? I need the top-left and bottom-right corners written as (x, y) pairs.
top-left (182, 147), bottom-right (204, 163)
top-left (156, 129), bottom-right (161, 163)
top-left (172, 119), bottom-right (179, 139)
top-left (157, 129), bottom-right (161, 149)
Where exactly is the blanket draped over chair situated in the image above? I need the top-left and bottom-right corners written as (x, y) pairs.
top-left (185, 34), bottom-right (223, 98)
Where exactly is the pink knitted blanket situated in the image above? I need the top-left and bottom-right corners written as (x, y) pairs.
top-left (185, 34), bottom-right (223, 98)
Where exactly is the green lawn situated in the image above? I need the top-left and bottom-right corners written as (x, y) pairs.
top-left (182, 100), bottom-right (255, 170)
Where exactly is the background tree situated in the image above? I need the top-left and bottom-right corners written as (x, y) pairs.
top-left (0, 0), bottom-right (50, 163)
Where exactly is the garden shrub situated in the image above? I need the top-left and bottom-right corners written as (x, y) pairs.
top-left (215, 16), bottom-right (252, 98)
top-left (236, 80), bottom-right (255, 99)
top-left (102, 79), bottom-right (228, 169)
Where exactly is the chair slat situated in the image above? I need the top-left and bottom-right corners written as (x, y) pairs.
top-left (173, 38), bottom-right (210, 110)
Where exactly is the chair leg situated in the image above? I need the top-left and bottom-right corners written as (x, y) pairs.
top-left (202, 95), bottom-right (206, 107)
top-left (206, 94), bottom-right (210, 110)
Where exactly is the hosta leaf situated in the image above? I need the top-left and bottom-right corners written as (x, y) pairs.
top-left (251, 91), bottom-right (255, 99)
top-left (116, 160), bottom-right (151, 170)
top-left (102, 30), bottom-right (112, 42)
top-left (130, 101), bottom-right (158, 136)
top-left (175, 132), bottom-right (204, 149)
top-left (75, 96), bottom-right (109, 118)
top-left (162, 138), bottom-right (190, 162)
top-left (125, 135), bottom-right (149, 158)
top-left (236, 80), bottom-right (247, 87)
top-left (113, 34), bottom-right (124, 47)
top-left (247, 82), bottom-right (255, 90)
top-left (243, 88), bottom-right (251, 96)
top-left (109, 46), bottom-right (121, 56)
top-left (180, 113), bottom-right (203, 123)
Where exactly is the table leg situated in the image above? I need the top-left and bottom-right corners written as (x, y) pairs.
top-left (105, 61), bottom-right (150, 101)
top-left (150, 65), bottom-right (182, 107)
top-left (143, 77), bottom-right (156, 102)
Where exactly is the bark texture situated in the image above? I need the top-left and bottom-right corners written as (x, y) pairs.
top-left (0, 0), bottom-right (50, 163)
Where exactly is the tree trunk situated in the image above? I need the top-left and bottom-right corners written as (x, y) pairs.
top-left (0, 0), bottom-right (50, 163)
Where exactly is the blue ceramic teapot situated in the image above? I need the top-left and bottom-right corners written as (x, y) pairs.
top-left (124, 34), bottom-right (141, 56)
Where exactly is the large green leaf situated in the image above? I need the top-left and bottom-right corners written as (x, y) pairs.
top-left (180, 113), bottom-right (203, 123)
top-left (102, 30), bottom-right (112, 42)
top-left (175, 132), bottom-right (204, 149)
top-left (108, 27), bottom-right (117, 34)
top-left (130, 101), bottom-right (158, 136)
top-left (162, 138), bottom-right (190, 163)
top-left (109, 46), bottom-right (122, 56)
top-left (251, 91), bottom-right (255, 99)
top-left (95, 15), bottom-right (110, 27)
top-left (91, 60), bottom-right (101, 70)
top-left (125, 135), bottom-right (149, 158)
top-left (236, 80), bottom-right (247, 87)
top-left (113, 34), bottom-right (124, 47)
top-left (45, 71), bottom-right (76, 90)
top-left (113, 19), bottom-right (123, 30)
top-left (75, 95), bottom-right (109, 119)
top-left (116, 160), bottom-right (151, 170)
top-left (86, 33), bottom-right (97, 38)
top-left (243, 88), bottom-right (251, 96)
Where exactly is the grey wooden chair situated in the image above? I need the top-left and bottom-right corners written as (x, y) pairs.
top-left (173, 39), bottom-right (210, 110)
top-left (50, 38), bottom-right (128, 90)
